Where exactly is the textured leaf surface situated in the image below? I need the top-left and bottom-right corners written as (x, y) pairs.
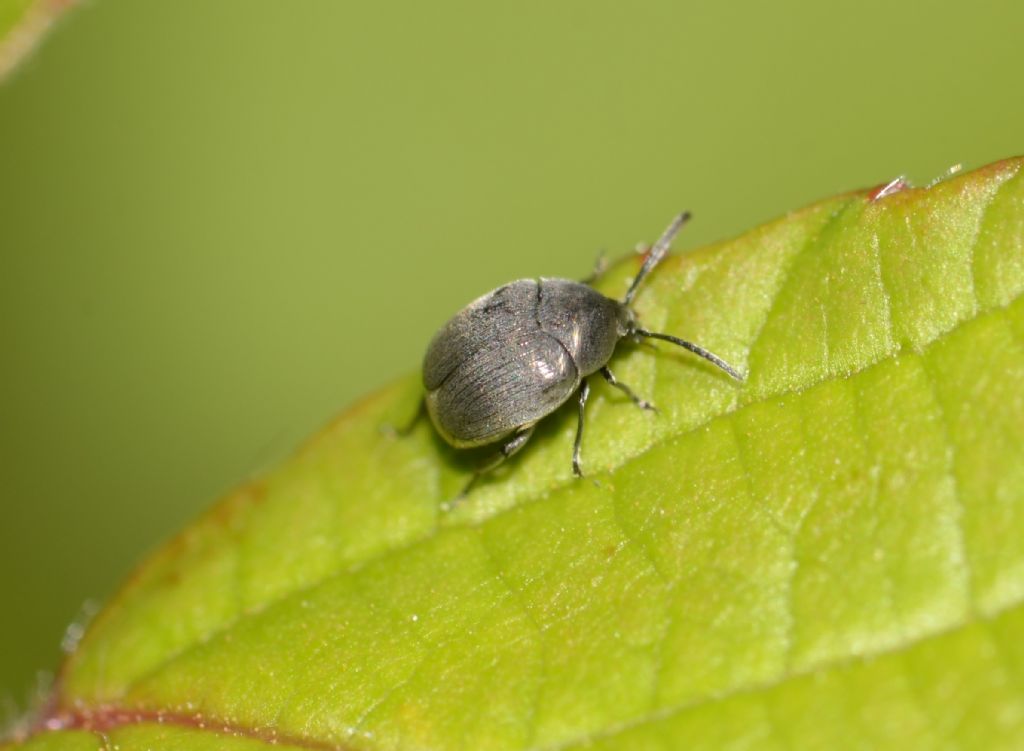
top-left (7, 159), bottom-right (1024, 750)
top-left (0, 0), bottom-right (75, 81)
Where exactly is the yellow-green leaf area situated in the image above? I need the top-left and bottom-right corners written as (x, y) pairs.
top-left (11, 158), bottom-right (1024, 750)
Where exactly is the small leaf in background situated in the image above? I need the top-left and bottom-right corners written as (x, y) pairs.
top-left (4, 158), bottom-right (1024, 750)
top-left (0, 0), bottom-right (76, 82)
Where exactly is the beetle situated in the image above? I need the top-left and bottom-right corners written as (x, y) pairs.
top-left (415, 212), bottom-right (744, 497)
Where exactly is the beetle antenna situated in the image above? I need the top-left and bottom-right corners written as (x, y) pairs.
top-left (633, 327), bottom-right (745, 381)
top-left (623, 212), bottom-right (691, 306)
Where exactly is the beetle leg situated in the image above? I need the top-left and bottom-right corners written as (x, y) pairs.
top-left (457, 425), bottom-right (536, 500)
top-left (600, 366), bottom-right (658, 412)
top-left (572, 379), bottom-right (591, 478)
top-left (392, 397), bottom-right (426, 437)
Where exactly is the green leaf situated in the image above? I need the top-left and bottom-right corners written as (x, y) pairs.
top-left (0, 0), bottom-right (76, 82)
top-left (6, 158), bottom-right (1024, 750)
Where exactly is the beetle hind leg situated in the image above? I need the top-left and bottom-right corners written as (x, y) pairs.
top-left (456, 425), bottom-right (536, 502)
top-left (381, 396), bottom-right (427, 439)
top-left (393, 397), bottom-right (427, 436)
top-left (572, 379), bottom-right (591, 478)
top-left (600, 366), bottom-right (657, 412)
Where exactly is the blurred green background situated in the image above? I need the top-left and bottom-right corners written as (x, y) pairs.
top-left (1, 0), bottom-right (1022, 713)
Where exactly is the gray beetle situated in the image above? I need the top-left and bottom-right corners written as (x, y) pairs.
top-left (416, 213), bottom-right (743, 496)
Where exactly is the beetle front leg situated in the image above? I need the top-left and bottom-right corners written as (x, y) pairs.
top-left (572, 379), bottom-right (591, 477)
top-left (600, 366), bottom-right (657, 412)
top-left (457, 425), bottom-right (536, 501)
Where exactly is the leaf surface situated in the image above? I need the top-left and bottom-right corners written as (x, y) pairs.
top-left (7, 159), bottom-right (1024, 750)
